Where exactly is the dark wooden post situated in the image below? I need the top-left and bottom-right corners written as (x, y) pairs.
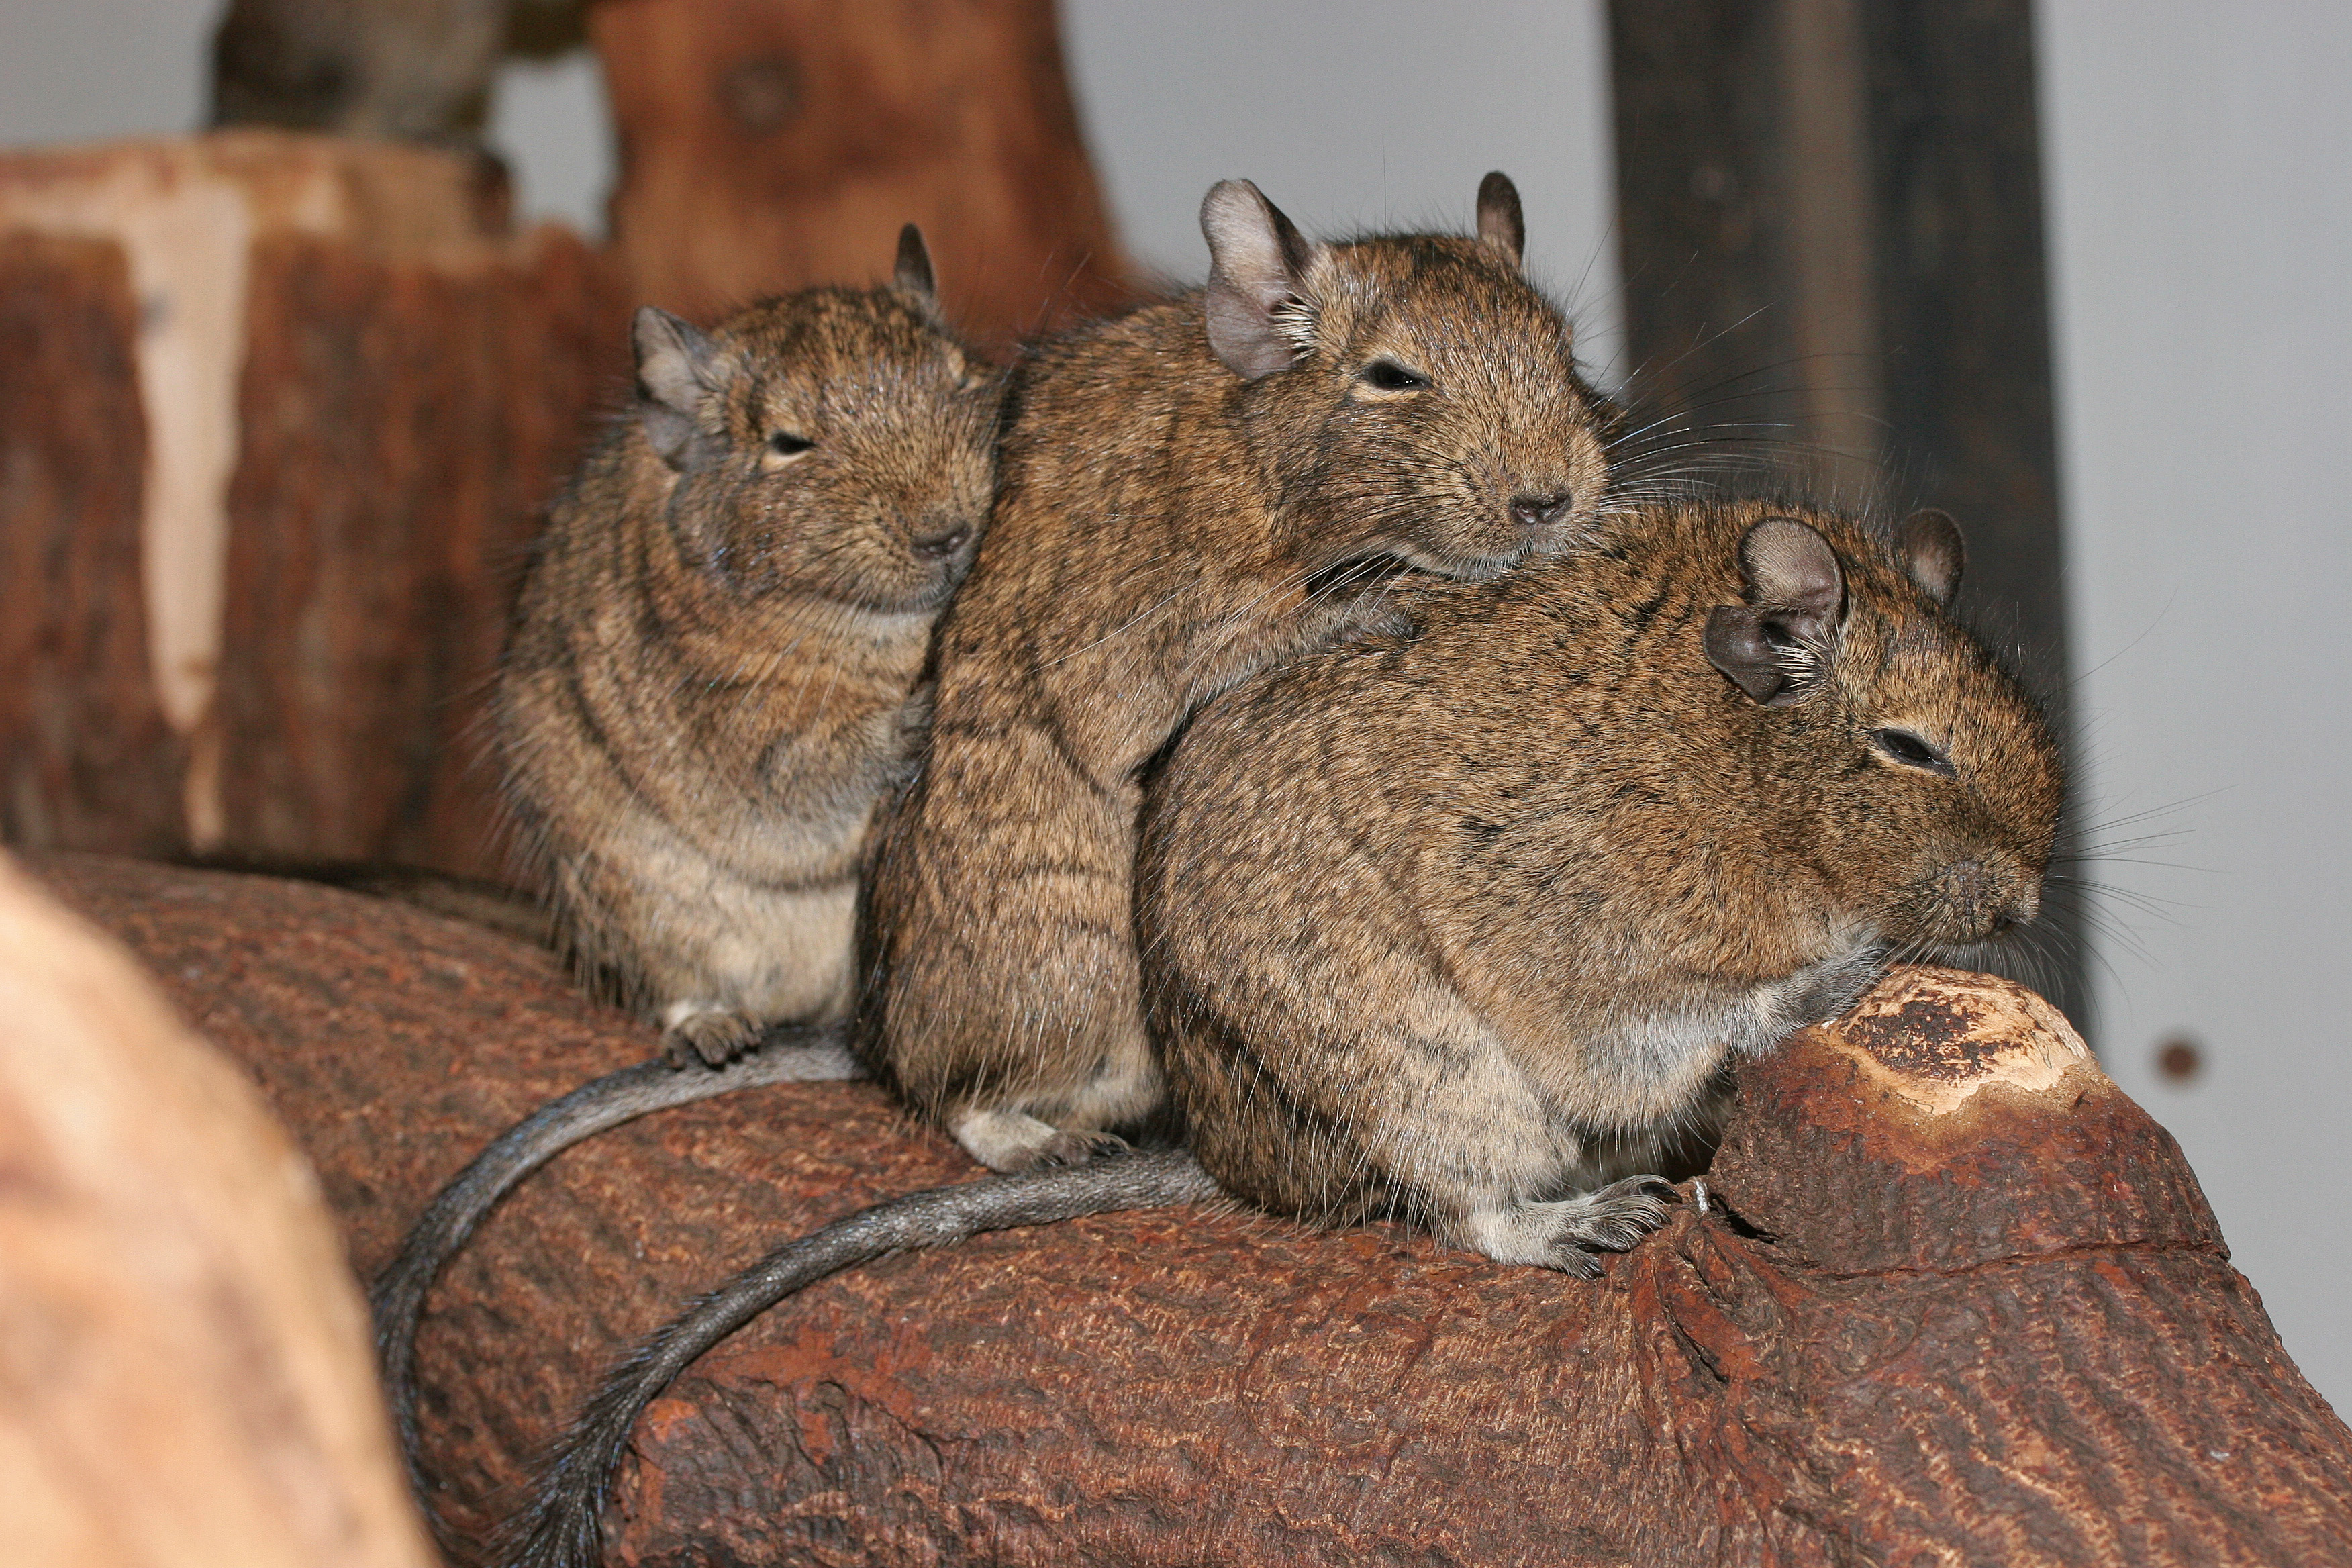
top-left (1608, 0), bottom-right (2086, 1028)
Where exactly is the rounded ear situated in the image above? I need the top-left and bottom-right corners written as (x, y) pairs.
top-left (632, 306), bottom-right (722, 470)
top-left (1894, 507), bottom-right (1965, 608)
top-left (1476, 170), bottom-right (1524, 266)
top-left (1706, 516), bottom-right (1847, 706)
top-left (1740, 516), bottom-right (1845, 631)
top-left (1200, 179), bottom-right (1324, 380)
top-left (894, 222), bottom-right (938, 304)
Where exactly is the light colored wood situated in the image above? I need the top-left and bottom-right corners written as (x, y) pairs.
top-left (0, 850), bottom-right (435, 1568)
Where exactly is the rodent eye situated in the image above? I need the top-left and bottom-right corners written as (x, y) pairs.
top-left (1361, 359), bottom-right (1430, 393)
top-left (767, 431), bottom-right (814, 458)
top-left (1870, 727), bottom-right (1956, 777)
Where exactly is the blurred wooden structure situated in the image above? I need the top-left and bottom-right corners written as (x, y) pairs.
top-left (0, 132), bottom-right (628, 880)
top-left (1608, 0), bottom-right (2084, 1024)
top-left (0, 854), bottom-right (435, 1568)
top-left (7, 1), bottom-right (1129, 878)
top-left (32, 853), bottom-right (2352, 1567)
top-left (591, 0), bottom-right (1130, 349)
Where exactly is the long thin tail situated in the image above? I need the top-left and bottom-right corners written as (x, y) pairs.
top-left (371, 1022), bottom-right (862, 1547)
top-left (498, 1150), bottom-right (1220, 1568)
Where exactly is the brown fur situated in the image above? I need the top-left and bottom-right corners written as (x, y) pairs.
top-left (499, 258), bottom-right (996, 1066)
top-left (1136, 497), bottom-right (2063, 1273)
top-left (859, 176), bottom-right (1618, 1170)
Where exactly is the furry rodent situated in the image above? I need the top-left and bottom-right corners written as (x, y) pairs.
top-left (378, 230), bottom-right (990, 1545)
top-left (860, 172), bottom-right (1618, 1173)
top-left (498, 224), bottom-right (996, 1069)
top-left (494, 496), bottom-right (2061, 1567)
top-left (1138, 497), bottom-right (2061, 1270)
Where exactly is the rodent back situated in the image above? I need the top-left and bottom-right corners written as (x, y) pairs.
top-left (1137, 497), bottom-right (2063, 1194)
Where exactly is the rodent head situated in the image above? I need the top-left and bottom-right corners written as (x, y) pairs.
top-left (632, 225), bottom-right (997, 615)
top-left (1703, 507), bottom-right (2063, 958)
top-left (1199, 173), bottom-right (1615, 582)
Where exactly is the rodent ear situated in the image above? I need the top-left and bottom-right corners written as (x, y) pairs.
top-left (1476, 170), bottom-right (1524, 266)
top-left (632, 306), bottom-right (722, 469)
top-left (894, 222), bottom-right (938, 305)
top-left (1706, 517), bottom-right (1847, 706)
top-left (1740, 516), bottom-right (1845, 632)
top-left (1894, 507), bottom-right (1965, 608)
top-left (1201, 179), bottom-right (1325, 380)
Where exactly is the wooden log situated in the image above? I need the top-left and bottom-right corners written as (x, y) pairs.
top-left (0, 132), bottom-right (628, 879)
top-left (0, 232), bottom-right (184, 857)
top-left (30, 854), bottom-right (2352, 1566)
top-left (0, 850), bottom-right (434, 1568)
top-left (591, 0), bottom-right (1130, 350)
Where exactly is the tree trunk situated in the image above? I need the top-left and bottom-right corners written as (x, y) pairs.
top-left (591, 0), bottom-right (1130, 351)
top-left (31, 854), bottom-right (2352, 1567)
top-left (0, 132), bottom-right (628, 880)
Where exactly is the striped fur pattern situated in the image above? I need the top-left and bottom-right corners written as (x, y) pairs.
top-left (858, 174), bottom-right (1620, 1172)
top-left (1136, 498), bottom-right (2062, 1273)
top-left (500, 248), bottom-right (997, 1067)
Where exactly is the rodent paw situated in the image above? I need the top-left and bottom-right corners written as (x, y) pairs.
top-left (1465, 1175), bottom-right (1677, 1275)
top-left (1032, 1128), bottom-right (1134, 1168)
top-left (661, 1008), bottom-right (762, 1068)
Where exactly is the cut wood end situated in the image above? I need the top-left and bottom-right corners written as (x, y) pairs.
top-left (1812, 963), bottom-right (2102, 1119)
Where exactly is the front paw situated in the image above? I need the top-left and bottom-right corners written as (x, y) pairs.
top-left (660, 1006), bottom-right (762, 1067)
top-left (1465, 1175), bottom-right (1678, 1276)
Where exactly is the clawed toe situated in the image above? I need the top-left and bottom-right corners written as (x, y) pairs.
top-left (661, 1009), bottom-right (761, 1067)
top-left (1034, 1128), bottom-right (1132, 1167)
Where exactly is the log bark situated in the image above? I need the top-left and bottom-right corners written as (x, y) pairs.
top-left (0, 133), bottom-right (628, 879)
top-left (0, 851), bottom-right (434, 1568)
top-left (0, 233), bottom-right (184, 858)
top-left (591, 0), bottom-right (1130, 351)
top-left (30, 854), bottom-right (2352, 1565)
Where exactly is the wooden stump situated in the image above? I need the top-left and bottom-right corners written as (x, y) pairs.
top-left (591, 0), bottom-right (1130, 350)
top-left (30, 854), bottom-right (2352, 1567)
top-left (0, 133), bottom-right (629, 879)
top-left (0, 852), bottom-right (433, 1568)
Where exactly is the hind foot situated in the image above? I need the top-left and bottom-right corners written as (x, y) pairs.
top-left (659, 1002), bottom-right (762, 1067)
top-left (952, 1108), bottom-right (1130, 1172)
top-left (1461, 1175), bottom-right (1679, 1277)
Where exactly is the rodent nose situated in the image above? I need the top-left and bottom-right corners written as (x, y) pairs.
top-left (1510, 491), bottom-right (1574, 532)
top-left (913, 524), bottom-right (971, 559)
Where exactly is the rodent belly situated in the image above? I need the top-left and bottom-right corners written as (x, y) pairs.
top-left (685, 878), bottom-right (858, 1023)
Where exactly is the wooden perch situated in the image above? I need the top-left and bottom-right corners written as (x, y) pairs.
top-left (0, 852), bottom-right (434, 1568)
top-left (30, 853), bottom-right (2352, 1566)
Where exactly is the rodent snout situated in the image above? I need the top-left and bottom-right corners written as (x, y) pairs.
top-left (1510, 491), bottom-right (1575, 533)
top-left (1925, 855), bottom-right (2041, 941)
top-left (912, 522), bottom-right (973, 559)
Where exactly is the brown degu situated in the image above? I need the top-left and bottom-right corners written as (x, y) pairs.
top-left (1138, 497), bottom-right (2061, 1271)
top-left (375, 228), bottom-right (993, 1537)
top-left (860, 171), bottom-right (1620, 1173)
top-left (494, 497), bottom-right (2062, 1568)
top-left (498, 225), bottom-right (996, 1069)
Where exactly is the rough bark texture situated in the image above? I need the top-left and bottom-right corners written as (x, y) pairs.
top-left (0, 234), bottom-right (185, 858)
top-left (215, 224), bottom-right (628, 879)
top-left (0, 852), bottom-right (434, 1568)
top-left (0, 133), bottom-right (627, 879)
top-left (30, 854), bottom-right (2352, 1567)
top-left (591, 0), bottom-right (1130, 351)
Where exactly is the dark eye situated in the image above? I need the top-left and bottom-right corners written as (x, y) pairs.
top-left (767, 431), bottom-right (814, 458)
top-left (1361, 360), bottom-right (1429, 392)
top-left (1870, 727), bottom-right (1955, 777)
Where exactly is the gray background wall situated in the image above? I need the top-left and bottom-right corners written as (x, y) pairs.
top-left (1, 0), bottom-right (2343, 1413)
